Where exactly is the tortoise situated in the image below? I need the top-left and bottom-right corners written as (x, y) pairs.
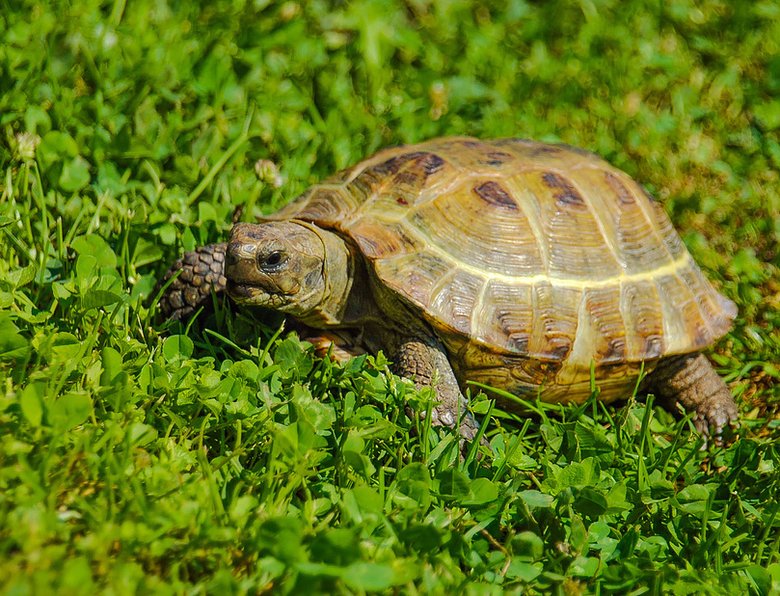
top-left (159, 137), bottom-right (739, 441)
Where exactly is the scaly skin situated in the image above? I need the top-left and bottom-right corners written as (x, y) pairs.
top-left (393, 337), bottom-right (480, 440)
top-left (157, 243), bottom-right (227, 320)
top-left (646, 353), bottom-right (738, 444)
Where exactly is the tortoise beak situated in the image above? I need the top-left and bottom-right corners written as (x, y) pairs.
top-left (225, 240), bottom-right (265, 303)
top-left (225, 239), bottom-right (299, 304)
top-left (226, 280), bottom-right (270, 304)
top-left (225, 242), bottom-right (258, 283)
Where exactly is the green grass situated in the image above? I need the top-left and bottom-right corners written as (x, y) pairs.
top-left (1, 0), bottom-right (779, 593)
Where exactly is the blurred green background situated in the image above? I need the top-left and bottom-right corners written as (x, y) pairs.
top-left (1, 0), bottom-right (778, 593)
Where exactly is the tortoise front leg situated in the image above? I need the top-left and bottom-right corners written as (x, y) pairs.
top-left (647, 353), bottom-right (738, 443)
top-left (394, 337), bottom-right (480, 441)
top-left (158, 243), bottom-right (228, 321)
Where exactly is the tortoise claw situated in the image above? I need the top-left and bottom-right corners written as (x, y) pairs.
top-left (693, 401), bottom-right (739, 448)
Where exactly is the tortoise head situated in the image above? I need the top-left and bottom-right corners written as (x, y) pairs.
top-left (225, 221), bottom-right (351, 324)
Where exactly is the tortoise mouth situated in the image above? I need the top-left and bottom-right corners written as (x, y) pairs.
top-left (226, 281), bottom-right (292, 311)
top-left (226, 280), bottom-right (270, 304)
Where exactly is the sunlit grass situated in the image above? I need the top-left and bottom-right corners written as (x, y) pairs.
top-left (1, 0), bottom-right (778, 592)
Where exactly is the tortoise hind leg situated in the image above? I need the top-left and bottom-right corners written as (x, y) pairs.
top-left (647, 353), bottom-right (738, 443)
top-left (157, 243), bottom-right (228, 321)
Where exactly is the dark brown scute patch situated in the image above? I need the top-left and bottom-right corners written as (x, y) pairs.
top-left (529, 144), bottom-right (563, 156)
top-left (550, 344), bottom-right (571, 359)
top-left (542, 332), bottom-right (572, 360)
top-left (541, 172), bottom-right (585, 207)
top-left (371, 151), bottom-right (424, 176)
top-left (421, 153), bottom-right (445, 174)
top-left (480, 151), bottom-right (512, 166)
top-left (603, 338), bottom-right (626, 361)
top-left (644, 335), bottom-right (664, 359)
top-left (371, 151), bottom-right (444, 179)
top-left (495, 307), bottom-right (530, 351)
top-left (508, 334), bottom-right (529, 352)
top-left (395, 171), bottom-right (419, 185)
top-left (461, 140), bottom-right (481, 148)
top-left (473, 181), bottom-right (517, 209)
top-left (604, 171), bottom-right (635, 204)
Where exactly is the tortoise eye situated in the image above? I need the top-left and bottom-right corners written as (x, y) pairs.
top-left (260, 250), bottom-right (286, 271)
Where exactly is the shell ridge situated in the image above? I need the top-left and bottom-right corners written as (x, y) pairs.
top-left (372, 224), bottom-right (696, 289)
top-left (404, 170), bottom-right (478, 211)
top-left (428, 267), bottom-right (485, 335)
top-left (618, 280), bottom-right (664, 361)
top-left (502, 176), bottom-right (550, 273)
top-left (469, 278), bottom-right (491, 342)
top-left (626, 175), bottom-right (677, 261)
top-left (429, 266), bottom-right (458, 302)
top-left (563, 173), bottom-right (624, 267)
top-left (558, 291), bottom-right (591, 378)
top-left (678, 264), bottom-right (719, 341)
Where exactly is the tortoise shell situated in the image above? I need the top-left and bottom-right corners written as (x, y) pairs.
top-left (269, 137), bottom-right (736, 400)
